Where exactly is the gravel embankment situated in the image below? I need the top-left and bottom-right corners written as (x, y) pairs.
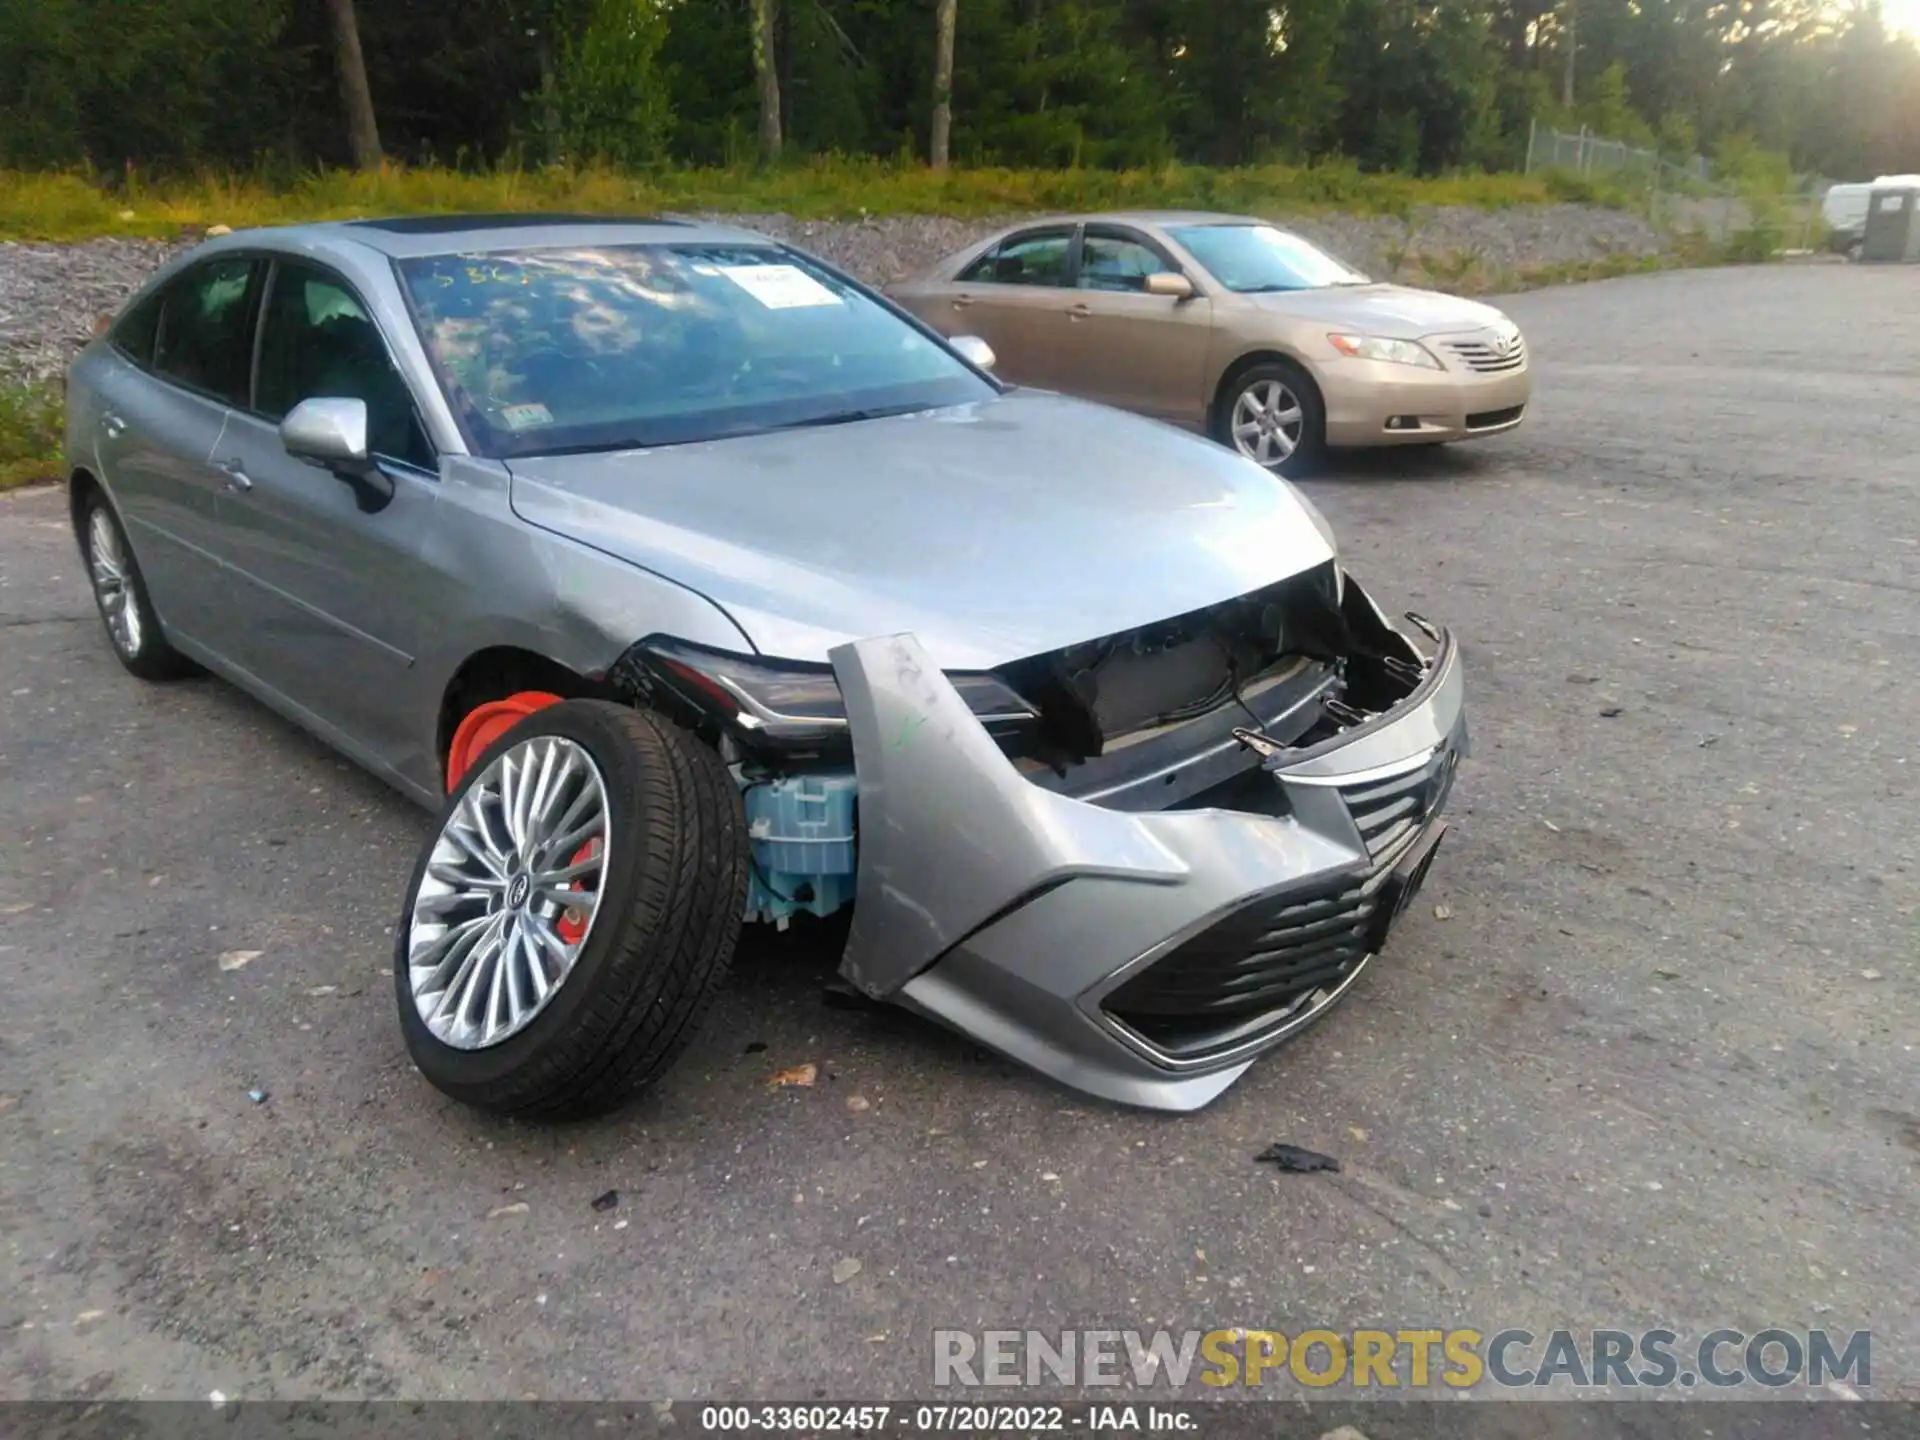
top-left (0, 202), bottom-right (1665, 386)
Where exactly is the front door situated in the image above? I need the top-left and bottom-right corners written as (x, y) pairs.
top-left (937, 225), bottom-right (1078, 391)
top-left (1054, 226), bottom-right (1214, 425)
top-left (210, 258), bottom-right (446, 772)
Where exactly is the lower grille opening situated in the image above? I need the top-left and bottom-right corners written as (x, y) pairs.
top-left (1102, 742), bottom-right (1458, 1062)
top-left (1466, 404), bottom-right (1524, 429)
top-left (1103, 874), bottom-right (1379, 1058)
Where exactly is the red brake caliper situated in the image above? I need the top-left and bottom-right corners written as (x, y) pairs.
top-left (446, 691), bottom-right (598, 943)
top-left (554, 837), bottom-right (601, 945)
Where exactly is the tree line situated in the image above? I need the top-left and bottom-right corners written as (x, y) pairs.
top-left (3, 0), bottom-right (1915, 185)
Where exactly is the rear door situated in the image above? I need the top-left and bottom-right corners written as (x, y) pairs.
top-left (930, 225), bottom-right (1079, 390)
top-left (93, 256), bottom-right (265, 651)
top-left (209, 256), bottom-right (447, 768)
top-left (1053, 225), bottom-right (1214, 425)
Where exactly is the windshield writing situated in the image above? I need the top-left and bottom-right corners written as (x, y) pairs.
top-left (397, 244), bottom-right (993, 457)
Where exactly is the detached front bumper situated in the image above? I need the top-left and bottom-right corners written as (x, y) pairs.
top-left (827, 586), bottom-right (1468, 1112)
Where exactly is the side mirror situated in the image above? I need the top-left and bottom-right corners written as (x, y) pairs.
top-left (1146, 272), bottom-right (1195, 299)
top-left (950, 334), bottom-right (997, 371)
top-left (280, 397), bottom-right (371, 472)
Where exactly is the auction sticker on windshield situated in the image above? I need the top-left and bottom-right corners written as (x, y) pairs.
top-left (720, 264), bottom-right (843, 309)
top-left (500, 402), bottom-right (554, 431)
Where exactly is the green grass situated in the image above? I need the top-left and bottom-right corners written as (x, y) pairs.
top-left (0, 382), bottom-right (63, 490)
top-left (0, 159), bottom-right (1635, 241)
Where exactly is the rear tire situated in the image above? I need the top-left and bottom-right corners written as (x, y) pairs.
top-left (1212, 360), bottom-right (1327, 476)
top-left (81, 493), bottom-right (197, 681)
top-left (395, 699), bottom-right (750, 1119)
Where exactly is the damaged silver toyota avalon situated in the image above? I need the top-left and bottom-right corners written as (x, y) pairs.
top-left (64, 215), bottom-right (1466, 1117)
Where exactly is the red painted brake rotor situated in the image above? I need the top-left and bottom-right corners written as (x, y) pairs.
top-left (445, 691), bottom-right (565, 790)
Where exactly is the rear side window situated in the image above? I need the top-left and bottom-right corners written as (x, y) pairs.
top-left (110, 288), bottom-right (165, 367)
top-left (958, 229), bottom-right (1074, 286)
top-left (153, 257), bottom-right (262, 405)
top-left (255, 260), bottom-right (433, 470)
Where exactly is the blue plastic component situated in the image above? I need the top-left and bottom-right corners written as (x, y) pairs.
top-left (740, 773), bottom-right (858, 928)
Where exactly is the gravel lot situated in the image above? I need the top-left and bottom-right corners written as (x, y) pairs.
top-left (1, 262), bottom-right (1917, 1407)
top-left (0, 203), bottom-right (1665, 386)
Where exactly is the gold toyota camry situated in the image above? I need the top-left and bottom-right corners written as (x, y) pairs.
top-left (887, 210), bottom-right (1532, 474)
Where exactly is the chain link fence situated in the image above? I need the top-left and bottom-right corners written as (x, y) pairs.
top-left (1649, 189), bottom-right (1831, 252)
top-left (1523, 120), bottom-right (1713, 188)
top-left (1525, 120), bottom-right (1838, 255)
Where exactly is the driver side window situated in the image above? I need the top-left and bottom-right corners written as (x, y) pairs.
top-left (255, 261), bottom-right (434, 471)
top-left (1078, 232), bottom-right (1173, 293)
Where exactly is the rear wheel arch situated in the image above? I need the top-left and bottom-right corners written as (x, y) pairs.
top-left (68, 468), bottom-right (102, 552)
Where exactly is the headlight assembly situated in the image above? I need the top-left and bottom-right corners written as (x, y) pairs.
top-left (630, 637), bottom-right (1039, 750)
top-left (1326, 333), bottom-right (1442, 369)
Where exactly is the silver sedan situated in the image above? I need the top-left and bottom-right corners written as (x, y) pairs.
top-left (65, 215), bottom-right (1467, 1117)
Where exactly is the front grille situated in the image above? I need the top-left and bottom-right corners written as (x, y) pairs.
top-left (1102, 742), bottom-right (1458, 1059)
top-left (1466, 404), bottom-right (1525, 430)
top-left (1445, 334), bottom-right (1527, 373)
top-left (1341, 745), bottom-right (1459, 859)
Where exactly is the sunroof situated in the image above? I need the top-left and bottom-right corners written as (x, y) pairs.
top-left (347, 213), bottom-right (688, 234)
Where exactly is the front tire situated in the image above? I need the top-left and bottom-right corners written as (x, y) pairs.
top-left (1213, 360), bottom-right (1326, 476)
top-left (81, 493), bottom-right (196, 681)
top-left (395, 699), bottom-right (750, 1119)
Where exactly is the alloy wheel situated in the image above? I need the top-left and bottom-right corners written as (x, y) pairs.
top-left (87, 507), bottom-right (143, 657)
top-left (1230, 379), bottom-right (1305, 469)
top-left (406, 734), bottom-right (610, 1050)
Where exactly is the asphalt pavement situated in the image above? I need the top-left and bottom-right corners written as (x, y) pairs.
top-left (1, 261), bottom-right (1916, 1404)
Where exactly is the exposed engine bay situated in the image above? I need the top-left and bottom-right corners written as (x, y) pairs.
top-left (611, 562), bottom-right (1437, 929)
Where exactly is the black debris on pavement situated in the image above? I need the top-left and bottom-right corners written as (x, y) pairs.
top-left (591, 1189), bottom-right (620, 1212)
top-left (1255, 1143), bottom-right (1341, 1173)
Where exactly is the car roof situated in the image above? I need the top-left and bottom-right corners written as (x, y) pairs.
top-left (995, 210), bottom-right (1268, 233)
top-left (197, 213), bottom-right (780, 261)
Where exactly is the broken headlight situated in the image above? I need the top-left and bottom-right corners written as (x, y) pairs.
top-left (630, 637), bottom-right (1040, 750)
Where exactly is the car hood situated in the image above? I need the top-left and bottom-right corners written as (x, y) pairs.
top-left (1243, 283), bottom-right (1510, 339)
top-left (505, 390), bottom-right (1335, 670)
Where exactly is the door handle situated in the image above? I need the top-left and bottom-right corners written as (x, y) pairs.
top-left (1068, 303), bottom-right (1092, 321)
top-left (951, 294), bottom-right (974, 309)
top-left (101, 413), bottom-right (126, 438)
top-left (216, 458), bottom-right (254, 493)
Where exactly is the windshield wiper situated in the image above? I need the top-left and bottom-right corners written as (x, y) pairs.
top-left (519, 438), bottom-right (654, 458)
top-left (775, 403), bottom-right (926, 431)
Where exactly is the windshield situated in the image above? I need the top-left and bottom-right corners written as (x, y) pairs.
top-left (1166, 224), bottom-right (1370, 293)
top-left (396, 244), bottom-right (994, 458)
